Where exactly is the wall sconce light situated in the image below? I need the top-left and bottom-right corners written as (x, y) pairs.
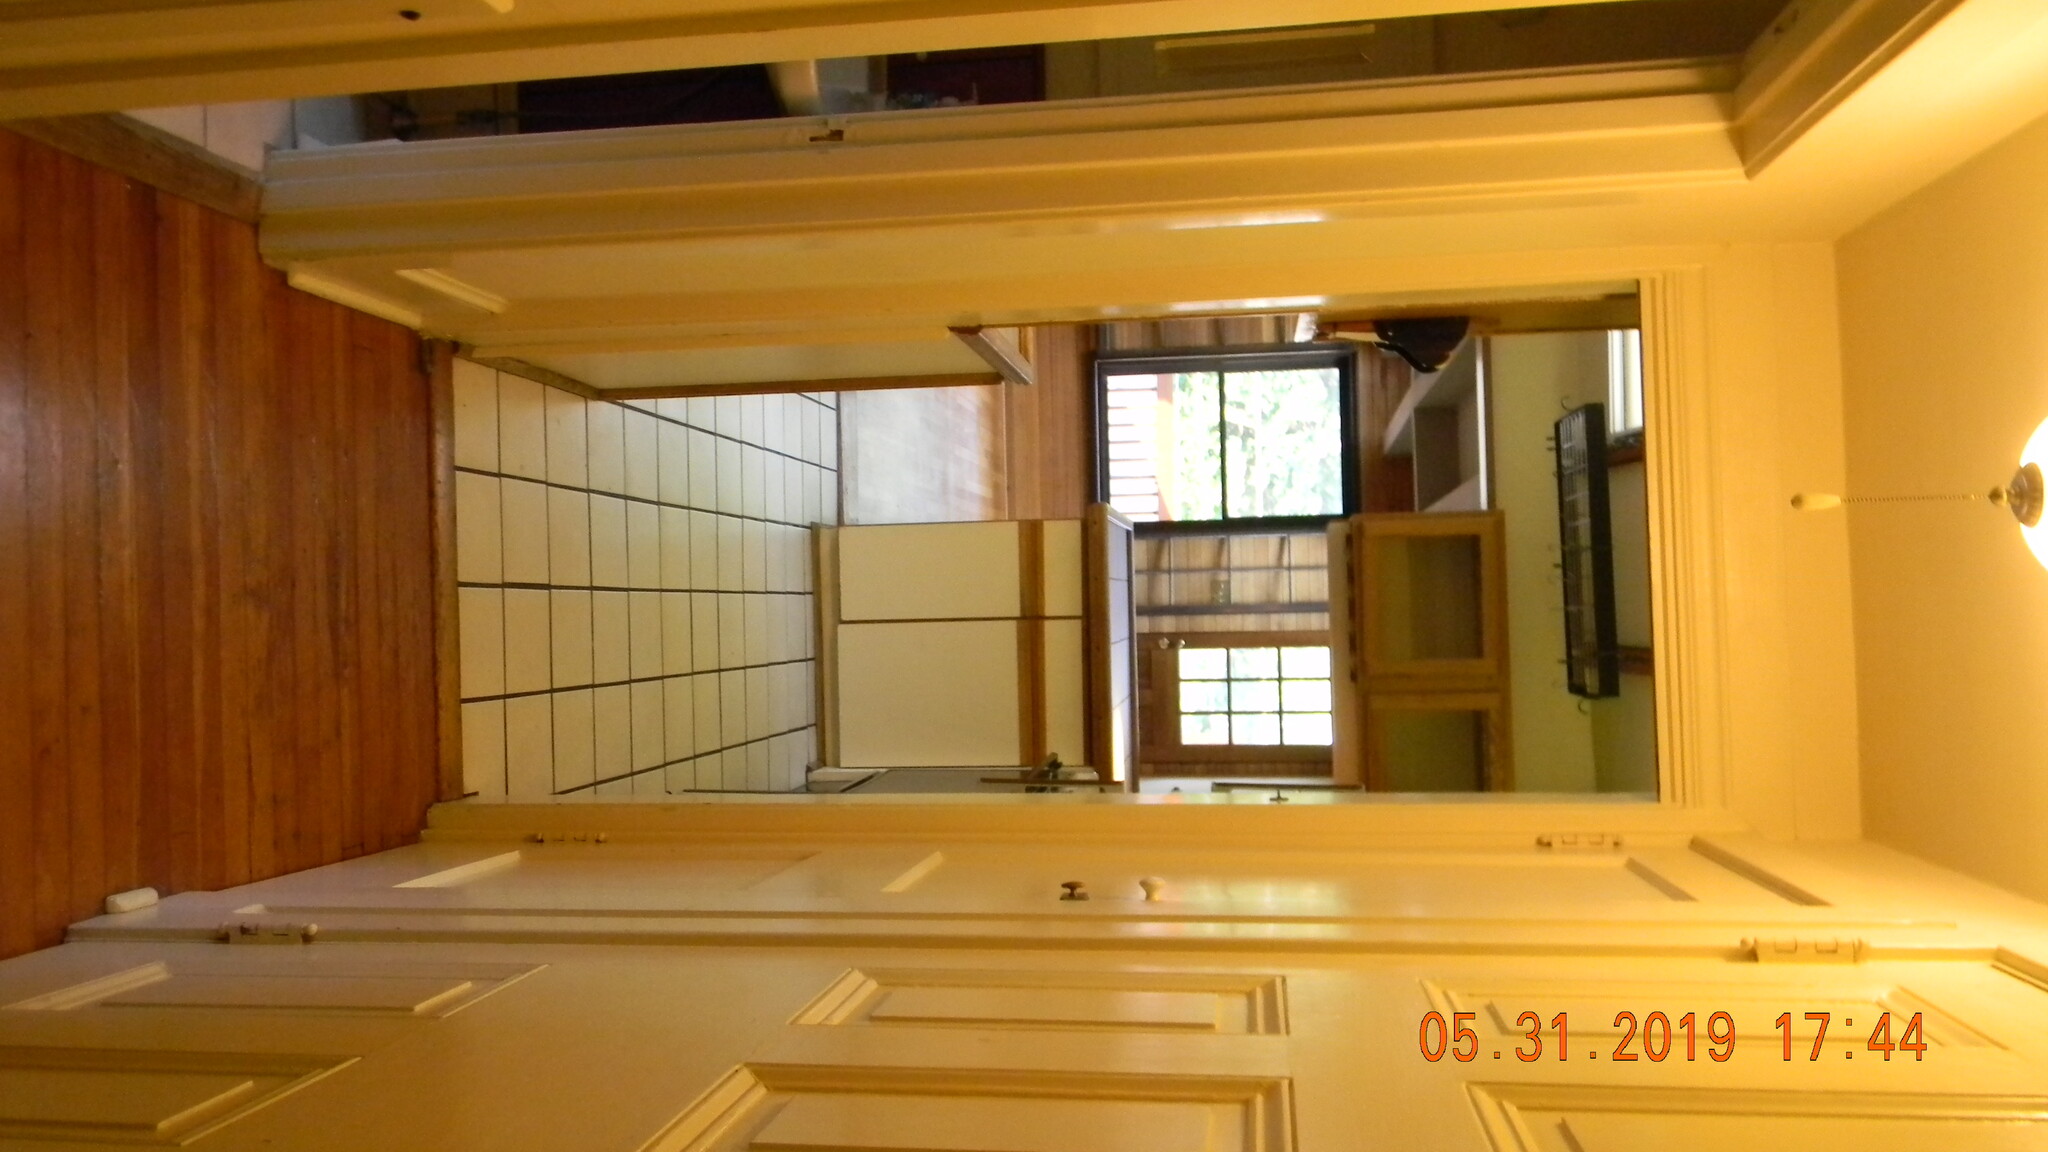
top-left (1792, 417), bottom-right (2048, 568)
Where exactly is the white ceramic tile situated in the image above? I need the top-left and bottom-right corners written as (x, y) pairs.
top-left (745, 594), bottom-right (770, 663)
top-left (761, 451), bottom-right (784, 524)
top-left (632, 766), bottom-right (666, 796)
top-left (656, 397), bottom-right (688, 424)
top-left (800, 401), bottom-right (821, 464)
top-left (742, 520), bottom-right (766, 591)
top-left (717, 515), bottom-right (744, 589)
top-left (718, 593), bottom-right (746, 668)
top-left (455, 472), bottom-right (503, 584)
top-left (550, 590), bottom-right (593, 687)
top-left (592, 591), bottom-right (630, 684)
top-left (741, 447), bottom-right (767, 518)
top-left (715, 438), bottom-right (743, 515)
top-left (622, 408), bottom-right (659, 500)
top-left (588, 494), bottom-right (629, 588)
top-left (740, 394), bottom-right (765, 445)
top-left (586, 401), bottom-right (626, 494)
top-left (547, 488), bottom-right (591, 587)
top-left (686, 428), bottom-right (717, 509)
top-left (821, 414), bottom-right (838, 469)
top-left (661, 592), bottom-right (692, 675)
top-left (664, 676), bottom-right (693, 765)
top-left (764, 592), bottom-right (786, 664)
top-left (720, 668), bottom-right (747, 747)
top-left (499, 477), bottom-right (550, 584)
top-left (630, 680), bottom-right (665, 769)
top-left (658, 506), bottom-right (689, 590)
top-left (545, 387), bottom-right (588, 487)
top-left (551, 689), bottom-right (595, 791)
top-left (497, 373), bottom-right (548, 480)
top-left (782, 395), bottom-right (804, 459)
top-left (623, 398), bottom-right (659, 413)
top-left (593, 684), bottom-right (631, 783)
top-left (657, 420), bottom-right (689, 505)
top-left (504, 695), bottom-right (553, 798)
top-left (452, 359), bottom-right (499, 472)
top-left (688, 511), bottom-right (719, 590)
top-left (460, 700), bottom-right (505, 798)
top-left (715, 395), bottom-right (742, 438)
top-left (746, 741), bottom-right (771, 791)
top-left (792, 597), bottom-right (814, 659)
top-left (693, 756), bottom-right (722, 791)
top-left (592, 775), bottom-right (628, 797)
top-left (626, 500), bottom-right (660, 588)
top-left (457, 587), bottom-right (505, 699)
top-left (665, 757), bottom-right (695, 793)
top-left (693, 674), bottom-right (721, 756)
top-left (691, 592), bottom-right (719, 675)
top-left (628, 590), bottom-right (663, 679)
top-left (720, 748), bottom-right (748, 791)
top-left (785, 459), bottom-right (806, 527)
top-left (501, 589), bottom-right (553, 695)
top-left (746, 665), bottom-right (771, 741)
top-left (685, 395), bottom-right (716, 431)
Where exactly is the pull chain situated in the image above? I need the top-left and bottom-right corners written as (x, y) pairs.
top-left (1791, 491), bottom-right (1985, 511)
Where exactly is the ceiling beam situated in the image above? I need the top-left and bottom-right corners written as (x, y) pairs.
top-left (4, 114), bottom-right (260, 222)
top-left (0, 0), bottom-right (1645, 119)
top-left (950, 326), bottom-right (1034, 386)
top-left (471, 352), bottom-right (1002, 399)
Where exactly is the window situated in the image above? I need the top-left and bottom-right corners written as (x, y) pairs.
top-left (1097, 348), bottom-right (1357, 526)
top-left (1606, 328), bottom-right (1644, 437)
top-left (1177, 644), bottom-right (1333, 747)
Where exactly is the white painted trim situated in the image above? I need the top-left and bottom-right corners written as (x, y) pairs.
top-left (284, 267), bottom-right (424, 329)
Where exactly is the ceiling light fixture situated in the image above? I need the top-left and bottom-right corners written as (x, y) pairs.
top-left (1791, 416), bottom-right (2048, 568)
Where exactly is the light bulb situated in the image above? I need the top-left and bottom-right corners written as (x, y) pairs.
top-left (2019, 416), bottom-right (2048, 570)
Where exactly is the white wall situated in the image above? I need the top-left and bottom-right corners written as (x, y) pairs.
top-left (452, 360), bottom-right (840, 796)
top-left (1490, 332), bottom-right (1605, 792)
top-left (1839, 109), bottom-right (2048, 901)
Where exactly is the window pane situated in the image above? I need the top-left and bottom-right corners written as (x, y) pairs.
top-left (1180, 680), bottom-right (1228, 712)
top-left (1280, 646), bottom-right (1329, 678)
top-left (1179, 648), bottom-right (1227, 680)
top-left (1221, 368), bottom-right (1344, 517)
top-left (1232, 714), bottom-right (1281, 745)
top-left (1168, 372), bottom-right (1223, 521)
top-left (1228, 647), bottom-right (1278, 679)
top-left (1181, 713), bottom-right (1230, 745)
top-left (1281, 679), bottom-right (1331, 711)
top-left (1230, 680), bottom-right (1279, 712)
top-left (1283, 712), bottom-right (1333, 746)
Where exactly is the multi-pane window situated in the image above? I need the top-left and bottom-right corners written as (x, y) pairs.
top-left (1177, 645), bottom-right (1333, 746)
top-left (1099, 350), bottom-right (1355, 525)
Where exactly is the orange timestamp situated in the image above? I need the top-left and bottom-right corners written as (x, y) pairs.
top-left (1418, 1010), bottom-right (1927, 1063)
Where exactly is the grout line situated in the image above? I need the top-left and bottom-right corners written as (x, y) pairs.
top-left (460, 658), bottom-right (818, 704)
top-left (458, 465), bottom-right (832, 532)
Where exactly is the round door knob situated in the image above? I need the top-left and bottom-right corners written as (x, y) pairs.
top-left (1138, 877), bottom-right (1166, 902)
top-left (1060, 881), bottom-right (1089, 901)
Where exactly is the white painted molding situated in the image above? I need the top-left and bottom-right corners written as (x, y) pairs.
top-left (284, 268), bottom-right (425, 330)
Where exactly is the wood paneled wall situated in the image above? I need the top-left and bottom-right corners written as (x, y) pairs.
top-left (0, 129), bottom-right (445, 960)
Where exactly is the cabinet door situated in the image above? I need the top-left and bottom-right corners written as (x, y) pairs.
top-left (1353, 512), bottom-right (1508, 688)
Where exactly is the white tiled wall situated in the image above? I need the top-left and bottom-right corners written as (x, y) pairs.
top-left (453, 360), bottom-right (839, 796)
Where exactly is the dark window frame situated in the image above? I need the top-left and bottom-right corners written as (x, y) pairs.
top-left (1092, 343), bottom-right (1361, 538)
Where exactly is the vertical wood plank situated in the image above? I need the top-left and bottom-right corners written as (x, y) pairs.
top-left (0, 131), bottom-right (34, 957)
top-left (91, 167), bottom-right (146, 902)
top-left (23, 139), bottom-right (75, 946)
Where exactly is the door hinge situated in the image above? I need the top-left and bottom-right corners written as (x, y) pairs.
top-left (1744, 936), bottom-right (1866, 964)
top-left (219, 920), bottom-right (320, 945)
top-left (1535, 832), bottom-right (1624, 851)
